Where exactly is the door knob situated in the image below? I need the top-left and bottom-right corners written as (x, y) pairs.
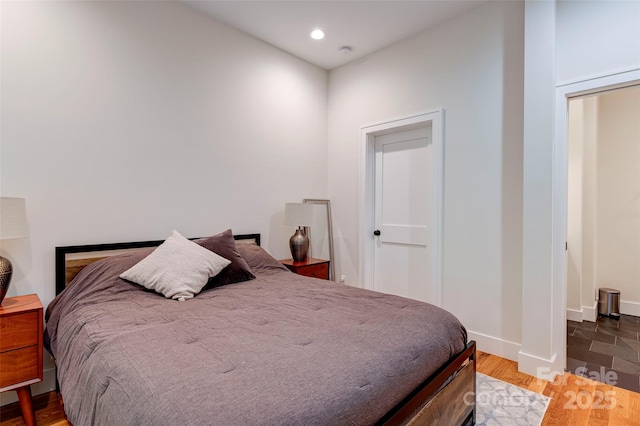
top-left (373, 230), bottom-right (381, 236)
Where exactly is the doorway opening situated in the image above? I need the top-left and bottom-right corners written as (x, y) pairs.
top-left (553, 68), bottom-right (640, 385)
top-left (564, 84), bottom-right (640, 393)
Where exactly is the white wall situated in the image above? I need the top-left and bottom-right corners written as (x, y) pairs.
top-left (566, 99), bottom-right (585, 315)
top-left (566, 95), bottom-right (599, 322)
top-left (521, 0), bottom-right (640, 377)
top-left (597, 86), bottom-right (640, 316)
top-left (556, 0), bottom-right (640, 84)
top-left (581, 96), bottom-right (599, 320)
top-left (328, 0), bottom-right (525, 359)
top-left (0, 0), bottom-right (327, 402)
top-left (520, 0), bottom-right (557, 373)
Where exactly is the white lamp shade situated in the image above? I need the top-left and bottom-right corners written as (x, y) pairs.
top-left (284, 203), bottom-right (316, 227)
top-left (0, 197), bottom-right (28, 239)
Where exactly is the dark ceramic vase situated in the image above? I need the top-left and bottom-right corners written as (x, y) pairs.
top-left (289, 228), bottom-right (309, 262)
top-left (0, 256), bottom-right (13, 305)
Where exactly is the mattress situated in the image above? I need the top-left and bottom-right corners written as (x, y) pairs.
top-left (45, 245), bottom-right (467, 426)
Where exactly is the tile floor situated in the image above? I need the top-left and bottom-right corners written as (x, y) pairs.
top-left (567, 314), bottom-right (640, 393)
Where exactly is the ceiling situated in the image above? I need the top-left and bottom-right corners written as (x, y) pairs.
top-left (183, 1), bottom-right (487, 70)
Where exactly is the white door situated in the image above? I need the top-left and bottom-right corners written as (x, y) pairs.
top-left (373, 125), bottom-right (432, 302)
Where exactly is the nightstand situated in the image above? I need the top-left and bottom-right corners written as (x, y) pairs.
top-left (0, 294), bottom-right (43, 426)
top-left (280, 258), bottom-right (330, 280)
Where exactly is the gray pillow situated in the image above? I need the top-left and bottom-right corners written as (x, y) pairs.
top-left (194, 229), bottom-right (255, 287)
top-left (119, 230), bottom-right (231, 301)
top-left (236, 243), bottom-right (290, 274)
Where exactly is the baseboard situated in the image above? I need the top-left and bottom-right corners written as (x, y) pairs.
top-left (0, 367), bottom-right (56, 407)
top-left (566, 301), bottom-right (598, 323)
top-left (517, 350), bottom-right (562, 381)
top-left (466, 330), bottom-right (521, 362)
top-left (566, 308), bottom-right (583, 322)
top-left (621, 300), bottom-right (640, 317)
top-left (583, 301), bottom-right (598, 322)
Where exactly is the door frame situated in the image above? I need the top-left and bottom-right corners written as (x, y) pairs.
top-left (359, 110), bottom-right (444, 306)
top-left (553, 68), bottom-right (640, 371)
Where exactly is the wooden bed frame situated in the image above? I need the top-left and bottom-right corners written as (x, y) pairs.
top-left (53, 233), bottom-right (476, 426)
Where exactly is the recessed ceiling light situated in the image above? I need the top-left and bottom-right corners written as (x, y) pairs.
top-left (339, 46), bottom-right (352, 55)
top-left (310, 29), bottom-right (325, 40)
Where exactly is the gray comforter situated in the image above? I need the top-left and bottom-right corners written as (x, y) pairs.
top-left (46, 247), bottom-right (466, 426)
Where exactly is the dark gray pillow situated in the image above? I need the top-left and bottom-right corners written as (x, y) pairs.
top-left (236, 243), bottom-right (290, 274)
top-left (195, 229), bottom-right (256, 288)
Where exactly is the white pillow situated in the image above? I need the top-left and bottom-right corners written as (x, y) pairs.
top-left (119, 230), bottom-right (231, 301)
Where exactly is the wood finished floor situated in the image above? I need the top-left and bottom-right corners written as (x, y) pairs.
top-left (1, 351), bottom-right (639, 425)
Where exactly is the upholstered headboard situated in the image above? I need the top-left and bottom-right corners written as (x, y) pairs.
top-left (54, 233), bottom-right (260, 295)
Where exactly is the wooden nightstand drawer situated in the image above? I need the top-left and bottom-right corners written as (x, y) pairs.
top-left (0, 295), bottom-right (44, 390)
top-left (0, 294), bottom-right (43, 426)
top-left (296, 263), bottom-right (329, 279)
top-left (0, 311), bottom-right (39, 352)
top-left (280, 258), bottom-right (330, 280)
top-left (0, 346), bottom-right (39, 389)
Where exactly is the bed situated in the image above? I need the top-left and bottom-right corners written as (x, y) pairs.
top-left (46, 230), bottom-right (476, 425)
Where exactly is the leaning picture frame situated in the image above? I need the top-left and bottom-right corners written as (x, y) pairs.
top-left (303, 199), bottom-right (335, 281)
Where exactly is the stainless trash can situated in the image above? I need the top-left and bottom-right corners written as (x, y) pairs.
top-left (598, 288), bottom-right (620, 319)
